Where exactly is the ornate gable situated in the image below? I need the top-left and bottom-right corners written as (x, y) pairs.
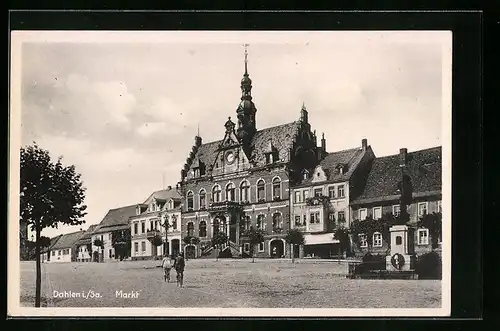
top-left (311, 165), bottom-right (328, 183)
top-left (211, 117), bottom-right (252, 177)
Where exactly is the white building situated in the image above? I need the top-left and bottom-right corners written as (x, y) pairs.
top-left (91, 205), bottom-right (137, 262)
top-left (40, 234), bottom-right (62, 263)
top-left (43, 231), bottom-right (85, 263)
top-left (75, 224), bottom-right (98, 262)
top-left (131, 187), bottom-right (183, 260)
top-left (290, 139), bottom-right (375, 258)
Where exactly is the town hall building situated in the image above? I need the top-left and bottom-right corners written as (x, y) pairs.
top-left (178, 50), bottom-right (327, 258)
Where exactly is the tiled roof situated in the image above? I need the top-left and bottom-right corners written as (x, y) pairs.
top-left (41, 234), bottom-right (63, 253)
top-left (143, 188), bottom-right (182, 204)
top-left (188, 122), bottom-right (299, 171)
top-left (51, 231), bottom-right (85, 250)
top-left (249, 122), bottom-right (300, 166)
top-left (300, 147), bottom-right (365, 185)
top-left (75, 224), bottom-right (98, 245)
top-left (352, 146), bottom-right (442, 204)
top-left (93, 205), bottom-right (137, 234)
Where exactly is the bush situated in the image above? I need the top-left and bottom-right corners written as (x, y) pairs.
top-left (362, 252), bottom-right (374, 262)
top-left (416, 252), bottom-right (442, 280)
top-left (356, 253), bottom-right (386, 274)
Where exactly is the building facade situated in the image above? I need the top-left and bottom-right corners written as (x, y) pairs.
top-left (40, 234), bottom-right (62, 263)
top-left (178, 56), bottom-right (325, 258)
top-left (130, 187), bottom-right (182, 260)
top-left (290, 139), bottom-right (375, 258)
top-left (75, 224), bottom-right (98, 262)
top-left (44, 231), bottom-right (85, 263)
top-left (350, 146), bottom-right (442, 257)
top-left (91, 205), bottom-right (136, 262)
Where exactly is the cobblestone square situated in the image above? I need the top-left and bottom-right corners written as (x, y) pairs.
top-left (20, 260), bottom-right (441, 308)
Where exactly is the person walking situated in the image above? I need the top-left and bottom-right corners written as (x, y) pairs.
top-left (173, 252), bottom-right (185, 287)
top-left (161, 253), bottom-right (172, 282)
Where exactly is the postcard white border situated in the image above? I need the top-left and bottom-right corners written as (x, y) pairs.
top-left (8, 30), bottom-right (452, 317)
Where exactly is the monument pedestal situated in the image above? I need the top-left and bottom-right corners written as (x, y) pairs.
top-left (386, 225), bottom-right (416, 272)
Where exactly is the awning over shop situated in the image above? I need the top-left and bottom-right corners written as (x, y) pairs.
top-left (304, 233), bottom-right (340, 245)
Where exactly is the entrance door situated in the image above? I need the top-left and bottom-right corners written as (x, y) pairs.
top-left (171, 239), bottom-right (180, 256)
top-left (270, 240), bottom-right (284, 258)
top-left (185, 245), bottom-right (196, 259)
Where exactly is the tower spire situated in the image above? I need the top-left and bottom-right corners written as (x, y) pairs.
top-left (244, 43), bottom-right (249, 75)
top-left (236, 43), bottom-right (257, 144)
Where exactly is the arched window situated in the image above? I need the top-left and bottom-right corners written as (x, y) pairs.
top-left (186, 191), bottom-right (194, 211)
top-left (272, 212), bottom-right (283, 232)
top-left (187, 222), bottom-right (194, 237)
top-left (212, 185), bottom-right (221, 203)
top-left (373, 232), bottom-right (383, 247)
top-left (272, 177), bottom-right (281, 200)
top-left (226, 182), bottom-right (236, 202)
top-left (199, 221), bottom-right (207, 237)
top-left (240, 180), bottom-right (250, 202)
top-left (257, 179), bottom-right (265, 202)
top-left (257, 214), bottom-right (266, 231)
top-left (199, 189), bottom-right (206, 209)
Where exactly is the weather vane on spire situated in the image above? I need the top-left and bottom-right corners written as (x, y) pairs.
top-left (244, 43), bottom-right (249, 74)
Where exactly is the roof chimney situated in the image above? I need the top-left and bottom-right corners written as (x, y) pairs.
top-left (167, 185), bottom-right (172, 190)
top-left (362, 139), bottom-right (368, 151)
top-left (399, 148), bottom-right (408, 167)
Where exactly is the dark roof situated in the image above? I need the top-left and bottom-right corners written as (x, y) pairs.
top-left (75, 224), bottom-right (98, 245)
top-left (352, 146), bottom-right (442, 204)
top-left (51, 231), bottom-right (85, 250)
top-left (41, 234), bottom-right (63, 253)
top-left (188, 122), bottom-right (299, 172)
top-left (299, 147), bottom-right (365, 185)
top-left (93, 205), bottom-right (137, 234)
top-left (143, 188), bottom-right (182, 204)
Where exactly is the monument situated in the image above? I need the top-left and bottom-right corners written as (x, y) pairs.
top-left (386, 224), bottom-right (416, 272)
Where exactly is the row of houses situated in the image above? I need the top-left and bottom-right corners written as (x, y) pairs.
top-left (40, 142), bottom-right (441, 263)
top-left (40, 54), bottom-right (442, 263)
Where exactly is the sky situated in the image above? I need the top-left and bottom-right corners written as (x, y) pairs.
top-left (15, 31), bottom-right (449, 239)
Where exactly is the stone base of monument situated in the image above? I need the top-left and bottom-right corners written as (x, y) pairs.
top-left (350, 270), bottom-right (418, 280)
top-left (386, 254), bottom-right (416, 272)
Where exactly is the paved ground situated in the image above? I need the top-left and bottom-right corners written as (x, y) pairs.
top-left (20, 259), bottom-right (441, 308)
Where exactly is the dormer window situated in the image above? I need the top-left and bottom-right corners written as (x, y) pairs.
top-left (302, 170), bottom-right (309, 180)
top-left (265, 139), bottom-right (278, 164)
top-left (168, 200), bottom-right (173, 210)
top-left (336, 163), bottom-right (347, 175)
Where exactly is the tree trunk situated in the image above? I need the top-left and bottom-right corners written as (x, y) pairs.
top-left (252, 245), bottom-right (255, 263)
top-left (35, 223), bottom-right (41, 307)
top-left (291, 244), bottom-right (295, 264)
top-left (216, 246), bottom-right (219, 261)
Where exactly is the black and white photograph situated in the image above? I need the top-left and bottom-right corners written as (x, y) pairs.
top-left (8, 30), bottom-right (452, 317)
